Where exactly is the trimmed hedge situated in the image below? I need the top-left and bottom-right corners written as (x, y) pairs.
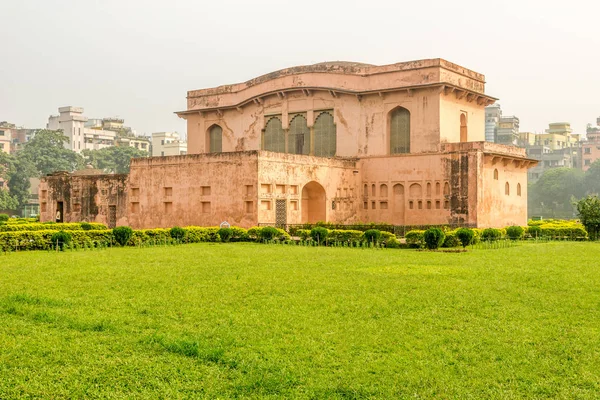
top-left (0, 230), bottom-right (113, 251)
top-left (0, 222), bottom-right (107, 232)
top-left (405, 230), bottom-right (425, 248)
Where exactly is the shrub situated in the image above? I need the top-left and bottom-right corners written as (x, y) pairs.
top-left (363, 229), bottom-right (382, 244)
top-left (259, 226), bottom-right (279, 241)
top-left (442, 232), bottom-right (460, 248)
top-left (405, 230), bottom-right (425, 248)
top-left (217, 227), bottom-right (233, 242)
top-left (310, 227), bottom-right (329, 244)
top-left (0, 214), bottom-right (9, 223)
top-left (80, 222), bottom-right (92, 231)
top-left (247, 227), bottom-right (261, 240)
top-left (170, 226), bottom-right (186, 241)
top-left (327, 229), bottom-right (363, 243)
top-left (506, 226), bottom-right (525, 240)
top-left (0, 222), bottom-right (107, 232)
top-left (455, 228), bottom-right (475, 248)
top-left (423, 228), bottom-right (446, 250)
top-left (385, 236), bottom-right (401, 248)
top-left (113, 226), bottom-right (133, 246)
top-left (527, 225), bottom-right (542, 238)
top-left (296, 229), bottom-right (311, 240)
top-left (481, 228), bottom-right (502, 242)
top-left (51, 230), bottom-right (72, 251)
top-left (230, 227), bottom-right (249, 242)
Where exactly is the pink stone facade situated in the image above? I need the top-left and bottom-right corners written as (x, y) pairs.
top-left (40, 59), bottom-right (536, 228)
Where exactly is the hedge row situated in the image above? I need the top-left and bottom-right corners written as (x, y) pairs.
top-left (0, 222), bottom-right (108, 232)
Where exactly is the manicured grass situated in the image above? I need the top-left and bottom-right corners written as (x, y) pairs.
top-left (1, 242), bottom-right (600, 398)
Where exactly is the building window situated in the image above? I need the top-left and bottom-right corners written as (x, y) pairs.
top-left (409, 201), bottom-right (414, 210)
top-left (585, 147), bottom-right (591, 154)
top-left (460, 113), bottom-right (468, 142)
top-left (288, 114), bottom-right (310, 155)
top-left (493, 169), bottom-right (498, 180)
top-left (208, 125), bottom-right (223, 153)
top-left (390, 107), bottom-right (410, 154)
top-left (585, 159), bottom-right (591, 166)
top-left (505, 182), bottom-right (510, 195)
top-left (263, 116), bottom-right (285, 153)
top-left (313, 111), bottom-right (336, 157)
top-left (517, 183), bottom-right (522, 196)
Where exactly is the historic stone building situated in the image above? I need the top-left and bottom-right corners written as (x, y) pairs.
top-left (40, 58), bottom-right (536, 228)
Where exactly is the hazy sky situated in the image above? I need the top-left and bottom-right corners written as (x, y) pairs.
top-left (1, 0), bottom-right (599, 138)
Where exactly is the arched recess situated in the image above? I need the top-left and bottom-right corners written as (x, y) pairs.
top-left (390, 107), bottom-right (410, 154)
top-left (435, 182), bottom-right (441, 195)
top-left (517, 183), bottom-right (522, 196)
top-left (409, 183), bottom-right (422, 198)
top-left (380, 184), bottom-right (388, 197)
top-left (314, 111), bottom-right (336, 157)
top-left (207, 124), bottom-right (223, 153)
top-left (493, 169), bottom-right (499, 180)
top-left (505, 182), bottom-right (510, 195)
top-left (263, 117), bottom-right (285, 153)
top-left (301, 181), bottom-right (326, 223)
top-left (426, 182), bottom-right (432, 197)
top-left (289, 114), bottom-right (310, 155)
top-left (393, 184), bottom-right (405, 224)
top-left (443, 182), bottom-right (450, 196)
top-left (460, 113), bottom-right (468, 143)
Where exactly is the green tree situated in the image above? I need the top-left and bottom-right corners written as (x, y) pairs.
top-left (83, 146), bottom-right (148, 174)
top-left (529, 168), bottom-right (585, 218)
top-left (0, 189), bottom-right (18, 211)
top-left (20, 130), bottom-right (84, 175)
top-left (0, 151), bottom-right (33, 211)
top-left (576, 195), bottom-right (600, 240)
top-left (583, 159), bottom-right (600, 195)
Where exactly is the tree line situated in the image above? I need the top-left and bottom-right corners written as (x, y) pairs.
top-left (0, 130), bottom-right (147, 211)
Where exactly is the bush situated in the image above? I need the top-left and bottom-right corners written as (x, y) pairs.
top-left (327, 229), bottom-right (363, 243)
top-left (80, 222), bottom-right (92, 231)
top-left (423, 228), bottom-right (446, 250)
top-left (310, 227), bottom-right (329, 244)
top-left (385, 236), bottom-right (401, 248)
top-left (170, 226), bottom-right (186, 241)
top-left (259, 226), bottom-right (279, 241)
top-left (50, 231), bottom-right (72, 251)
top-left (113, 226), bottom-right (133, 246)
top-left (527, 225), bottom-right (542, 238)
top-left (442, 232), bottom-right (460, 248)
top-left (217, 227), bottom-right (233, 242)
top-left (230, 227), bottom-right (249, 242)
top-left (0, 214), bottom-right (9, 223)
top-left (455, 228), bottom-right (475, 248)
top-left (363, 229), bottom-right (382, 244)
top-left (0, 222), bottom-right (107, 232)
top-left (506, 226), bottom-right (525, 240)
top-left (481, 228), bottom-right (502, 242)
top-left (296, 229), bottom-right (311, 240)
top-left (405, 230), bottom-right (425, 248)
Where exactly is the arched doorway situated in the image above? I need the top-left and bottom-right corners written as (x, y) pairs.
top-left (301, 181), bottom-right (326, 223)
top-left (460, 113), bottom-right (468, 143)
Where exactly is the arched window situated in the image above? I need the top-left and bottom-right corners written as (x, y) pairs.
top-left (505, 182), bottom-right (510, 195)
top-left (460, 113), bottom-right (468, 143)
top-left (363, 184), bottom-right (368, 196)
top-left (390, 107), bottom-right (410, 154)
top-left (494, 169), bottom-right (499, 180)
top-left (517, 183), bottom-right (522, 196)
top-left (288, 114), bottom-right (310, 155)
top-left (314, 111), bottom-right (336, 157)
top-left (371, 184), bottom-right (376, 196)
top-left (435, 182), bottom-right (441, 195)
top-left (208, 125), bottom-right (222, 153)
top-left (409, 183), bottom-right (422, 198)
top-left (380, 184), bottom-right (388, 197)
top-left (426, 182), bottom-right (432, 197)
top-left (443, 182), bottom-right (450, 196)
top-left (263, 117), bottom-right (285, 153)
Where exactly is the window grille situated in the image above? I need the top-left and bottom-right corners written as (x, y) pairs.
top-left (263, 117), bottom-right (285, 153)
top-left (288, 114), bottom-right (310, 155)
top-left (390, 108), bottom-right (410, 154)
top-left (314, 111), bottom-right (336, 157)
top-left (209, 125), bottom-right (222, 153)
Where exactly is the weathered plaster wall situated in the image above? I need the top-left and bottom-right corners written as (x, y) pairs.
top-left (439, 93), bottom-right (486, 144)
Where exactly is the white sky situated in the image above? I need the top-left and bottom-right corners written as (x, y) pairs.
top-left (1, 0), bottom-right (599, 138)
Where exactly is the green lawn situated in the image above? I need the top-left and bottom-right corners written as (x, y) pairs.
top-left (1, 242), bottom-right (599, 399)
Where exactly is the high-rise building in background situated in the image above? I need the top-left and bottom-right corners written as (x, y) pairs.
top-left (582, 117), bottom-right (600, 171)
top-left (496, 115), bottom-right (520, 146)
top-left (484, 104), bottom-right (501, 142)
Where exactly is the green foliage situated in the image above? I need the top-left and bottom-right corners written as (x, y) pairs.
top-left (113, 226), bottom-right (133, 246)
top-left (505, 226), bottom-right (525, 240)
top-left (296, 229), bottom-right (311, 240)
top-left (423, 228), bottom-right (446, 250)
top-left (455, 228), bottom-right (475, 248)
top-left (405, 230), bottom-right (425, 248)
top-left (441, 232), bottom-right (460, 248)
top-left (384, 236), bottom-right (401, 248)
top-left (259, 226), bottom-right (279, 241)
top-left (230, 227), bottom-right (249, 242)
top-left (80, 222), bottom-right (92, 231)
top-left (0, 222), bottom-right (107, 232)
top-left (50, 230), bottom-right (72, 251)
top-left (362, 229), bottom-right (382, 243)
top-left (170, 226), bottom-right (186, 241)
top-left (528, 167), bottom-right (585, 218)
top-left (310, 227), bottom-right (329, 244)
top-left (217, 227), bottom-right (233, 242)
top-left (0, 190), bottom-right (18, 211)
top-left (82, 146), bottom-right (148, 174)
top-left (0, 214), bottom-right (9, 222)
top-left (327, 229), bottom-right (362, 243)
top-left (481, 228), bottom-right (502, 242)
top-left (527, 220), bottom-right (587, 240)
top-left (576, 195), bottom-right (600, 240)
top-left (527, 225), bottom-right (542, 238)
top-left (0, 151), bottom-right (34, 211)
top-left (20, 130), bottom-right (84, 175)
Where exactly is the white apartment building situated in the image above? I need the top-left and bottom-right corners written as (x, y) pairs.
top-left (152, 132), bottom-right (187, 156)
top-left (47, 106), bottom-right (116, 153)
top-left (0, 124), bottom-right (12, 154)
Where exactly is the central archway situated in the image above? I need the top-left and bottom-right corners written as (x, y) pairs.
top-left (301, 181), bottom-right (326, 223)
